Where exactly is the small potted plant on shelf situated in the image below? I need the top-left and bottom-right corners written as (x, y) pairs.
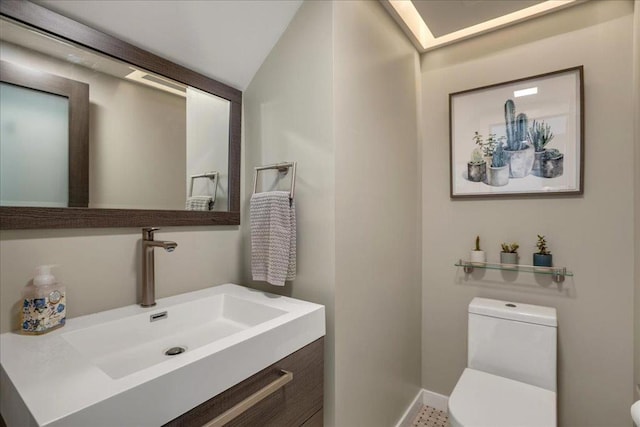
top-left (533, 235), bottom-right (552, 267)
top-left (500, 242), bottom-right (519, 265)
top-left (470, 235), bottom-right (486, 265)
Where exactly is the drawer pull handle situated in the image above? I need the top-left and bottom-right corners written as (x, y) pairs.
top-left (203, 369), bottom-right (293, 427)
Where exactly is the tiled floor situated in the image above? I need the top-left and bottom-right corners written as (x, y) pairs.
top-left (411, 405), bottom-right (449, 427)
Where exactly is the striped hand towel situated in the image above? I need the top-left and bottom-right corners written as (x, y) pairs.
top-left (250, 191), bottom-right (296, 286)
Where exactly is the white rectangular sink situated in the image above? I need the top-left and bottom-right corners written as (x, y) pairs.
top-left (0, 284), bottom-right (325, 427)
top-left (63, 294), bottom-right (287, 379)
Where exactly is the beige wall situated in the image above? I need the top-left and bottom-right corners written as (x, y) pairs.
top-left (333, 1), bottom-right (421, 426)
top-left (0, 227), bottom-right (243, 333)
top-left (420, 1), bottom-right (635, 426)
top-left (243, 1), bottom-right (421, 425)
top-left (242, 0), bottom-right (337, 423)
top-left (634, 0), bottom-right (640, 402)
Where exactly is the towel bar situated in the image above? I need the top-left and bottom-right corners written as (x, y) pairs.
top-left (189, 171), bottom-right (218, 204)
top-left (253, 162), bottom-right (296, 200)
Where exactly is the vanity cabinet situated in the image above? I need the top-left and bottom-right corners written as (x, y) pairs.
top-left (164, 337), bottom-right (324, 427)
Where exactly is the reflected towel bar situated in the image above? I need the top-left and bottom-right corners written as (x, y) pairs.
top-left (189, 171), bottom-right (218, 205)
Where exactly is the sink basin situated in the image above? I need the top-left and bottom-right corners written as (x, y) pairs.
top-left (0, 284), bottom-right (325, 427)
top-left (63, 293), bottom-right (287, 379)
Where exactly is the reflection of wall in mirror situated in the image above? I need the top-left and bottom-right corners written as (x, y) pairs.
top-left (186, 87), bottom-right (230, 211)
top-left (0, 40), bottom-right (187, 210)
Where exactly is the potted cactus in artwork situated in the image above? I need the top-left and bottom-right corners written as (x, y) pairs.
top-left (504, 100), bottom-right (534, 178)
top-left (487, 140), bottom-right (509, 186)
top-left (467, 147), bottom-right (486, 183)
top-left (533, 235), bottom-right (553, 267)
top-left (541, 148), bottom-right (564, 178)
top-left (528, 120), bottom-right (555, 176)
top-left (473, 131), bottom-right (504, 159)
top-left (470, 235), bottom-right (486, 265)
top-left (500, 242), bottom-right (519, 264)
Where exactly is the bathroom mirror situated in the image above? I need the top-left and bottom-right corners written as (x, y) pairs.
top-left (0, 0), bottom-right (241, 229)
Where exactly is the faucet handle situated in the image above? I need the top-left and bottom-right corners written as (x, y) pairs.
top-left (142, 227), bottom-right (160, 240)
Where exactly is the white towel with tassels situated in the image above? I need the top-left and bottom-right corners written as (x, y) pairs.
top-left (250, 191), bottom-right (296, 286)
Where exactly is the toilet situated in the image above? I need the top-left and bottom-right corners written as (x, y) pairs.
top-left (448, 298), bottom-right (557, 427)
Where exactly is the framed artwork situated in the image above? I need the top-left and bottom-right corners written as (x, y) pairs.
top-left (449, 66), bottom-right (584, 198)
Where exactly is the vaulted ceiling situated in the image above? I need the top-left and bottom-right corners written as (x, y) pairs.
top-left (34, 0), bottom-right (586, 90)
top-left (35, 0), bottom-right (303, 91)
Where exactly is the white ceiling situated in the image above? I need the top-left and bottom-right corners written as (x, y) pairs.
top-left (35, 0), bottom-right (303, 91)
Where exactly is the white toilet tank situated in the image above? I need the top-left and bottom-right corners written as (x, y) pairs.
top-left (468, 298), bottom-right (557, 391)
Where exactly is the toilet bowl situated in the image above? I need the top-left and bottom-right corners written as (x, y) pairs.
top-left (449, 369), bottom-right (556, 427)
top-left (448, 298), bottom-right (557, 427)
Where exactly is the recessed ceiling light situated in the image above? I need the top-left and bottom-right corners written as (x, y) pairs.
top-left (125, 69), bottom-right (186, 97)
top-left (385, 0), bottom-right (582, 52)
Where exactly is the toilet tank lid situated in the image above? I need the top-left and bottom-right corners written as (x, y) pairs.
top-left (469, 298), bottom-right (557, 327)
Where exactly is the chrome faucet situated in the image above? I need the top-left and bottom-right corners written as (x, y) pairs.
top-left (141, 227), bottom-right (177, 307)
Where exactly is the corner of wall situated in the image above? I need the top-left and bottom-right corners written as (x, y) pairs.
top-left (420, 1), bottom-right (636, 424)
top-left (242, 1), bottom-right (336, 424)
top-left (633, 0), bottom-right (640, 402)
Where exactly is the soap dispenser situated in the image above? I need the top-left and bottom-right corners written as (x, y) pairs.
top-left (21, 265), bottom-right (66, 334)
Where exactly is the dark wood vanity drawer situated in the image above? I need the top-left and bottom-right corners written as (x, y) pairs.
top-left (164, 337), bottom-right (324, 427)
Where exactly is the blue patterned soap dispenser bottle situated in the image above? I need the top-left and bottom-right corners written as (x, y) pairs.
top-left (21, 265), bottom-right (66, 335)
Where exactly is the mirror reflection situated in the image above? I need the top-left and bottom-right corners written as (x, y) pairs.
top-left (1, 80), bottom-right (71, 207)
top-left (0, 17), bottom-right (230, 211)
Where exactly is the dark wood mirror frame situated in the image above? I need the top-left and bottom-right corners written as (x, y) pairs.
top-left (0, 0), bottom-right (241, 229)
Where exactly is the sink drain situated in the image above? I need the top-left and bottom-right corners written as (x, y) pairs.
top-left (164, 346), bottom-right (186, 356)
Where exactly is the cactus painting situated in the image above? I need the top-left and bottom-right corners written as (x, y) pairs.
top-left (504, 99), bottom-right (517, 149)
top-left (449, 67), bottom-right (583, 197)
top-left (529, 120), bottom-right (562, 177)
top-left (487, 140), bottom-right (509, 186)
top-left (502, 99), bottom-right (534, 178)
top-left (529, 120), bottom-right (554, 152)
top-left (541, 148), bottom-right (564, 178)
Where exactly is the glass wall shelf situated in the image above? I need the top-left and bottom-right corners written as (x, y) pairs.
top-left (455, 260), bottom-right (573, 283)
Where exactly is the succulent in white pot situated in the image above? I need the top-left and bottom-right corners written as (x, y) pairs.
top-left (470, 235), bottom-right (486, 265)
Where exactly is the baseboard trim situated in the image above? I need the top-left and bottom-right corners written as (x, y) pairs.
top-left (421, 388), bottom-right (449, 411)
top-left (395, 390), bottom-right (424, 427)
top-left (395, 389), bottom-right (449, 427)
